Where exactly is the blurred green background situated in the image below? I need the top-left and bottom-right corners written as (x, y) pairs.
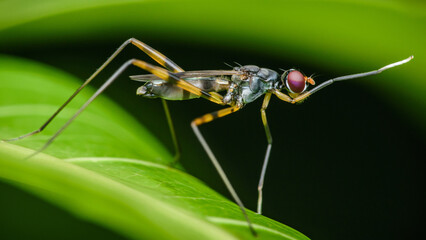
top-left (0, 0), bottom-right (425, 239)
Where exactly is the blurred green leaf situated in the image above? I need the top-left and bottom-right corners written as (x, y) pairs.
top-left (0, 55), bottom-right (309, 240)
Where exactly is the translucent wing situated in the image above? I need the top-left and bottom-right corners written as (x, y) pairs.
top-left (129, 70), bottom-right (240, 82)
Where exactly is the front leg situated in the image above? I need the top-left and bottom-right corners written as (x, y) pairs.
top-left (274, 56), bottom-right (413, 104)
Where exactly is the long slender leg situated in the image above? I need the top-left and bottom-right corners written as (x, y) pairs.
top-left (3, 39), bottom-right (135, 141)
top-left (26, 59), bottom-right (137, 157)
top-left (127, 39), bottom-right (186, 163)
top-left (274, 56), bottom-right (414, 104)
top-left (2, 38), bottom-right (184, 150)
top-left (26, 59), bottom-right (224, 157)
top-left (130, 38), bottom-right (184, 72)
top-left (191, 106), bottom-right (257, 236)
top-left (128, 39), bottom-right (185, 163)
top-left (162, 99), bottom-right (180, 163)
top-left (257, 93), bottom-right (272, 214)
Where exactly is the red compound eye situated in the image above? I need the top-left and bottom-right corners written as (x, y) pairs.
top-left (286, 70), bottom-right (306, 93)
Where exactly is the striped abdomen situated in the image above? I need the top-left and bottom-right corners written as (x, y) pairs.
top-left (137, 77), bottom-right (230, 100)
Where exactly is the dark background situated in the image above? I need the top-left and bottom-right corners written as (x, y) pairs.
top-left (0, 1), bottom-right (425, 239)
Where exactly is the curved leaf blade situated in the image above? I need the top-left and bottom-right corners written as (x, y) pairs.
top-left (0, 143), bottom-right (236, 240)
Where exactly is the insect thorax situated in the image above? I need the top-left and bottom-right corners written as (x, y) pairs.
top-left (223, 65), bottom-right (280, 108)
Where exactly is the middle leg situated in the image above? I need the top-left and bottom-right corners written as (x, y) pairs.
top-left (191, 106), bottom-right (257, 236)
top-left (131, 38), bottom-right (185, 164)
top-left (257, 93), bottom-right (273, 214)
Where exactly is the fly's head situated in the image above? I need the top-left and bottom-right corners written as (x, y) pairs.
top-left (280, 69), bottom-right (315, 97)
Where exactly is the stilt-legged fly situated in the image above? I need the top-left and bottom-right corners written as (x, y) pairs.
top-left (2, 38), bottom-right (413, 236)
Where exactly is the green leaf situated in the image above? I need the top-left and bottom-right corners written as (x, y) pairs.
top-left (0, 56), bottom-right (309, 239)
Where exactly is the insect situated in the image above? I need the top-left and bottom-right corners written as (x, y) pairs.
top-left (2, 38), bottom-right (413, 236)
